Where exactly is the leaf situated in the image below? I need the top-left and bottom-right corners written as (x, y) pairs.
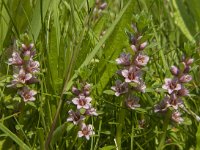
top-left (196, 124), bottom-right (200, 149)
top-left (172, 0), bottom-right (195, 42)
top-left (99, 145), bottom-right (116, 150)
top-left (64, 0), bottom-right (132, 92)
top-left (0, 123), bottom-right (31, 150)
top-left (103, 90), bottom-right (115, 95)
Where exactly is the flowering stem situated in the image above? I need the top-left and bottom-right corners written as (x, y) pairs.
top-left (157, 110), bottom-right (171, 150)
top-left (116, 100), bottom-right (125, 150)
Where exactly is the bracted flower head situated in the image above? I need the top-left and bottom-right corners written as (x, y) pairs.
top-left (18, 87), bottom-right (37, 102)
top-left (121, 66), bottom-right (141, 83)
top-left (111, 80), bottom-right (128, 96)
top-left (67, 109), bottom-right (85, 125)
top-left (72, 95), bottom-right (92, 109)
top-left (135, 54), bottom-right (149, 67)
top-left (8, 52), bottom-right (23, 66)
top-left (162, 78), bottom-right (181, 94)
top-left (78, 123), bottom-right (95, 140)
top-left (125, 95), bottom-right (140, 109)
top-left (116, 52), bottom-right (131, 66)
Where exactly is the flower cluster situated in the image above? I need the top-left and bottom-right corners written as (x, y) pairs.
top-left (67, 82), bottom-right (97, 140)
top-left (111, 25), bottom-right (149, 109)
top-left (154, 57), bottom-right (193, 124)
top-left (8, 42), bottom-right (40, 102)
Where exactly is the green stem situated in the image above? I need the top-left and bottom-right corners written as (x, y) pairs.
top-left (131, 112), bottom-right (134, 150)
top-left (157, 110), bottom-right (171, 150)
top-left (116, 101), bottom-right (125, 150)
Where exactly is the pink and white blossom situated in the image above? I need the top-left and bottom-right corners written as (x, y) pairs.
top-left (78, 123), bottom-right (95, 140)
top-left (72, 95), bottom-right (92, 109)
top-left (135, 54), bottom-right (149, 66)
top-left (111, 80), bottom-right (128, 96)
top-left (18, 87), bottom-right (37, 102)
top-left (27, 59), bottom-right (40, 73)
top-left (85, 107), bottom-right (98, 116)
top-left (8, 52), bottom-right (23, 66)
top-left (116, 53), bottom-right (131, 66)
top-left (121, 67), bottom-right (140, 83)
top-left (67, 110), bottom-right (85, 125)
top-left (12, 68), bottom-right (32, 85)
top-left (162, 78), bottom-right (181, 94)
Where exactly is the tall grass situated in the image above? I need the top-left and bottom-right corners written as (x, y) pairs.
top-left (0, 0), bottom-right (200, 149)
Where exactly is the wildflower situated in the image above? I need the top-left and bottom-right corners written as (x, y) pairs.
top-left (179, 74), bottom-right (192, 83)
top-left (135, 54), bottom-right (149, 66)
top-left (8, 52), bottom-right (23, 66)
top-left (78, 123), bottom-right (95, 140)
top-left (67, 110), bottom-right (85, 125)
top-left (72, 95), bottom-right (92, 109)
top-left (85, 107), bottom-right (98, 116)
top-left (72, 86), bottom-right (81, 96)
top-left (111, 80), bottom-right (128, 96)
top-left (18, 87), bottom-right (37, 102)
top-left (166, 94), bottom-right (183, 110)
top-left (171, 111), bottom-right (184, 124)
top-left (115, 52), bottom-right (131, 66)
top-left (125, 96), bottom-right (140, 109)
top-left (26, 59), bottom-right (40, 73)
top-left (12, 68), bottom-right (32, 85)
top-left (162, 78), bottom-right (181, 94)
top-left (121, 67), bottom-right (140, 83)
top-left (154, 96), bottom-right (169, 113)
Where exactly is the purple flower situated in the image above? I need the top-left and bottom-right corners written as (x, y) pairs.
top-left (78, 123), bottom-right (95, 140)
top-left (85, 107), bottom-right (98, 116)
top-left (116, 53), bottom-right (131, 66)
top-left (27, 59), bottom-right (40, 73)
top-left (135, 54), bottom-right (149, 66)
top-left (72, 95), bottom-right (92, 109)
top-left (166, 94), bottom-right (183, 110)
top-left (171, 111), bottom-right (184, 124)
top-left (67, 109), bottom-right (85, 125)
top-left (121, 67), bottom-right (140, 83)
top-left (154, 97), bottom-right (169, 113)
top-left (18, 87), bottom-right (37, 102)
top-left (8, 52), bottom-right (23, 66)
top-left (111, 80), bottom-right (128, 96)
top-left (179, 74), bottom-right (192, 83)
top-left (170, 66), bottom-right (179, 76)
top-left (162, 78), bottom-right (181, 94)
top-left (12, 68), bottom-right (32, 85)
top-left (125, 96), bottom-right (140, 109)
top-left (83, 83), bottom-right (91, 96)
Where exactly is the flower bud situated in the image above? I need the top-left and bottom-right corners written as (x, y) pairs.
top-left (139, 41), bottom-right (147, 50)
top-left (170, 66), bottom-right (179, 76)
top-left (179, 74), bottom-right (192, 83)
